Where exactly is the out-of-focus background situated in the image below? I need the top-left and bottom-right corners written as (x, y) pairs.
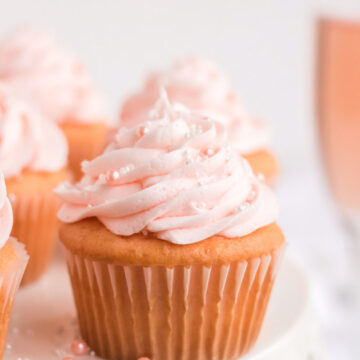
top-left (2, 0), bottom-right (360, 358)
top-left (1, 0), bottom-right (358, 172)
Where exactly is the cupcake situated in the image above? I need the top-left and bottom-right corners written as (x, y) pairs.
top-left (0, 173), bottom-right (28, 356)
top-left (57, 93), bottom-right (285, 360)
top-left (0, 26), bottom-right (108, 180)
top-left (0, 86), bottom-right (68, 284)
top-left (120, 57), bottom-right (278, 185)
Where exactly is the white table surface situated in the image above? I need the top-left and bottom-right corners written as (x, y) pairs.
top-left (278, 167), bottom-right (360, 360)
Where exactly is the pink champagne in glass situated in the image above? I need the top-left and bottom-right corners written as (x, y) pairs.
top-left (317, 18), bottom-right (360, 225)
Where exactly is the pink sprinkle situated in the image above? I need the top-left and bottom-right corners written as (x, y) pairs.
top-left (201, 147), bottom-right (216, 158)
top-left (136, 125), bottom-right (150, 138)
top-left (138, 357), bottom-right (151, 360)
top-left (71, 338), bottom-right (89, 356)
top-left (105, 170), bottom-right (120, 182)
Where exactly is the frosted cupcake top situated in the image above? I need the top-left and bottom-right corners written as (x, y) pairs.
top-left (145, 56), bottom-right (231, 108)
top-left (120, 57), bottom-right (269, 154)
top-left (0, 173), bottom-right (13, 248)
top-left (56, 92), bottom-right (277, 245)
top-left (0, 86), bottom-right (68, 178)
top-left (0, 26), bottom-right (105, 124)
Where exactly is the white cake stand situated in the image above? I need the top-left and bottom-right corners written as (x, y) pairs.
top-left (4, 254), bottom-right (322, 360)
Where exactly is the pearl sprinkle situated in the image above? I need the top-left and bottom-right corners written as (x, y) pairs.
top-left (201, 147), bottom-right (215, 158)
top-left (184, 123), bottom-right (203, 140)
top-left (257, 173), bottom-right (265, 182)
top-left (136, 125), bottom-right (150, 138)
top-left (106, 170), bottom-right (120, 182)
top-left (191, 201), bottom-right (207, 212)
top-left (233, 201), bottom-right (250, 213)
top-left (71, 338), bottom-right (89, 356)
top-left (105, 164), bottom-right (134, 183)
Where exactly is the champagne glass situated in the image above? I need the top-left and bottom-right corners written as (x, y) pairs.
top-left (317, 18), bottom-right (360, 301)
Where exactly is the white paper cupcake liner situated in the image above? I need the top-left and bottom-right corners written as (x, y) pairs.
top-left (0, 238), bottom-right (29, 356)
top-left (10, 191), bottom-right (60, 284)
top-left (64, 243), bottom-right (285, 360)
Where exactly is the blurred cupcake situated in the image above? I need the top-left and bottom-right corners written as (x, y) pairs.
top-left (0, 26), bottom-right (108, 180)
top-left (0, 173), bottom-right (28, 356)
top-left (0, 86), bottom-right (68, 284)
top-left (57, 93), bottom-right (285, 360)
top-left (120, 57), bottom-right (278, 185)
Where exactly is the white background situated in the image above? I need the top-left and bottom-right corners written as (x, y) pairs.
top-left (0, 0), bottom-right (359, 172)
top-left (2, 0), bottom-right (358, 173)
top-left (2, 0), bottom-right (360, 359)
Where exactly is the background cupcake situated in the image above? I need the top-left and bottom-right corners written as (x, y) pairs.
top-left (0, 26), bottom-right (108, 180)
top-left (57, 94), bottom-right (285, 360)
top-left (120, 57), bottom-right (278, 185)
top-left (0, 173), bottom-right (28, 356)
top-left (0, 86), bottom-right (68, 284)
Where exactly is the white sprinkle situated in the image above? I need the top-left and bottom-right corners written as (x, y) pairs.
top-left (203, 147), bottom-right (215, 158)
top-left (90, 350), bottom-right (96, 356)
top-left (234, 202), bottom-right (250, 213)
top-left (87, 204), bottom-right (93, 208)
top-left (249, 190), bottom-right (256, 201)
top-left (111, 170), bottom-right (120, 180)
top-left (191, 201), bottom-right (207, 212)
top-left (5, 343), bottom-right (11, 350)
top-left (53, 349), bottom-right (68, 359)
top-left (80, 160), bottom-right (90, 171)
top-left (136, 125), bottom-right (150, 138)
top-left (257, 173), bottom-right (265, 182)
top-left (190, 123), bottom-right (203, 135)
top-left (224, 147), bottom-right (232, 161)
top-left (183, 149), bottom-right (195, 164)
top-left (96, 173), bottom-right (107, 185)
top-left (8, 193), bottom-right (16, 204)
top-left (119, 164), bottom-right (134, 176)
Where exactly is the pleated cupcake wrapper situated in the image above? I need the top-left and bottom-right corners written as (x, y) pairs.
top-left (0, 238), bottom-right (29, 356)
top-left (64, 243), bottom-right (285, 360)
top-left (10, 190), bottom-right (61, 285)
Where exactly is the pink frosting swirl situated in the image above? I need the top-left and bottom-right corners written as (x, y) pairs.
top-left (0, 85), bottom-right (68, 178)
top-left (0, 173), bottom-right (13, 248)
top-left (0, 26), bottom-right (105, 124)
top-left (57, 93), bottom-right (277, 244)
top-left (146, 56), bottom-right (231, 107)
top-left (120, 57), bottom-right (269, 154)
